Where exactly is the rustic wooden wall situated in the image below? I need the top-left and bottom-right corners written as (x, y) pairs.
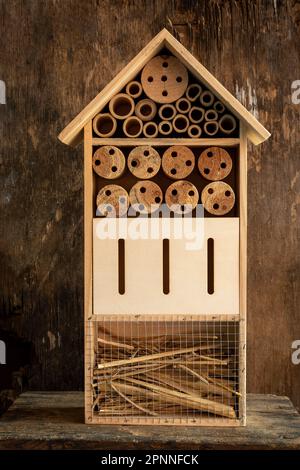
top-left (0, 0), bottom-right (299, 409)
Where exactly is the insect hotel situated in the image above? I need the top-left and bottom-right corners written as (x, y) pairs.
top-left (59, 29), bottom-right (270, 426)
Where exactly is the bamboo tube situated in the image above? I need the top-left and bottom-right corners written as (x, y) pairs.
top-left (165, 180), bottom-right (199, 215)
top-left (128, 146), bottom-right (161, 179)
top-left (214, 100), bottom-right (225, 114)
top-left (204, 120), bottom-right (219, 136)
top-left (96, 184), bottom-right (129, 217)
top-left (172, 114), bottom-right (189, 134)
top-left (97, 344), bottom-right (208, 370)
top-left (201, 181), bottom-right (235, 216)
top-left (141, 55), bottom-right (189, 104)
top-left (162, 145), bottom-right (195, 179)
top-left (186, 83), bottom-right (202, 102)
top-left (126, 80), bottom-right (143, 99)
top-left (92, 146), bottom-right (125, 179)
top-left (135, 99), bottom-right (157, 121)
top-left (205, 109), bottom-right (218, 121)
top-left (219, 114), bottom-right (237, 134)
top-left (188, 124), bottom-right (202, 138)
top-left (93, 113), bottom-right (117, 137)
top-left (158, 121), bottom-right (173, 136)
top-left (109, 93), bottom-right (135, 120)
top-left (143, 121), bottom-right (158, 138)
top-left (198, 146), bottom-right (232, 181)
top-left (175, 97), bottom-right (191, 114)
top-left (129, 180), bottom-right (163, 214)
top-left (188, 106), bottom-right (205, 123)
top-left (158, 104), bottom-right (176, 121)
top-left (199, 90), bottom-right (214, 107)
top-left (123, 116), bottom-right (143, 137)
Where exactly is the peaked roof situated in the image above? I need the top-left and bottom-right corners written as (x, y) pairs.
top-left (58, 28), bottom-right (270, 146)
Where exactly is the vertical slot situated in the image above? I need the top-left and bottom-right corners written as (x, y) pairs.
top-left (207, 237), bottom-right (214, 294)
top-left (163, 239), bottom-right (170, 294)
top-left (118, 239), bottom-right (125, 295)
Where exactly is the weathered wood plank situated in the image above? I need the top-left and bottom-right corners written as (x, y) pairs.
top-left (0, 1), bottom-right (299, 412)
top-left (0, 392), bottom-right (299, 450)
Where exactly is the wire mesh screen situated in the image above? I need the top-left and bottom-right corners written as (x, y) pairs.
top-left (88, 317), bottom-right (241, 425)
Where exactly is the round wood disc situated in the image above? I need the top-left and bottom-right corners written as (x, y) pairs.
top-left (93, 146), bottom-right (125, 179)
top-left (128, 146), bottom-right (161, 179)
top-left (198, 147), bottom-right (232, 181)
top-left (141, 55), bottom-right (188, 104)
top-left (129, 181), bottom-right (163, 214)
top-left (162, 145), bottom-right (195, 180)
top-left (201, 182), bottom-right (235, 216)
top-left (165, 180), bottom-right (199, 214)
top-left (96, 185), bottom-right (129, 217)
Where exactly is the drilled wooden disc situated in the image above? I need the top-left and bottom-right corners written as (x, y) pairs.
top-left (96, 185), bottom-right (129, 217)
top-left (128, 146), bottom-right (161, 179)
top-left (165, 181), bottom-right (199, 214)
top-left (162, 145), bottom-right (195, 180)
top-left (93, 146), bottom-right (125, 179)
top-left (129, 181), bottom-right (163, 214)
top-left (141, 55), bottom-right (188, 104)
top-left (201, 182), bottom-right (235, 216)
top-left (198, 147), bottom-right (232, 181)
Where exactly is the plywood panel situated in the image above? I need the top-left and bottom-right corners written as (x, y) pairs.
top-left (93, 218), bottom-right (239, 315)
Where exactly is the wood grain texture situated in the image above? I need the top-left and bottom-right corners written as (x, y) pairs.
top-left (0, 392), bottom-right (300, 449)
top-left (0, 0), bottom-right (299, 411)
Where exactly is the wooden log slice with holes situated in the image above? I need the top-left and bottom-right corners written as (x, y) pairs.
top-left (198, 147), bottom-right (232, 181)
top-left (128, 146), bottom-right (161, 179)
top-left (165, 180), bottom-right (199, 214)
top-left (96, 185), bottom-right (129, 217)
top-left (129, 181), bottom-right (163, 214)
top-left (93, 146), bottom-right (126, 179)
top-left (201, 181), bottom-right (235, 216)
top-left (162, 145), bottom-right (195, 180)
top-left (141, 55), bottom-right (188, 104)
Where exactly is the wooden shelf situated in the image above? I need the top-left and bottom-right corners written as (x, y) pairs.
top-left (0, 393), bottom-right (299, 450)
top-left (92, 138), bottom-right (240, 147)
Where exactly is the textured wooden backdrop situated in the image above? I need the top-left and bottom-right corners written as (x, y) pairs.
top-left (0, 0), bottom-right (299, 409)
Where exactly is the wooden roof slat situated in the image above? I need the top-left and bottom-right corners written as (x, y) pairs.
top-left (58, 29), bottom-right (270, 147)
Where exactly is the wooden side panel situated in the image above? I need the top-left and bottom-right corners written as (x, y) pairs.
top-left (239, 125), bottom-right (247, 425)
top-left (93, 218), bottom-right (239, 316)
top-left (84, 121), bottom-right (93, 423)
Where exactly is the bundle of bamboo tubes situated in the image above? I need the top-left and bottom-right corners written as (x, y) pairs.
top-left (92, 55), bottom-right (237, 139)
top-left (92, 327), bottom-right (239, 419)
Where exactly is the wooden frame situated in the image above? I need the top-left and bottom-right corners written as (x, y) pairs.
top-left (59, 29), bottom-right (271, 427)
